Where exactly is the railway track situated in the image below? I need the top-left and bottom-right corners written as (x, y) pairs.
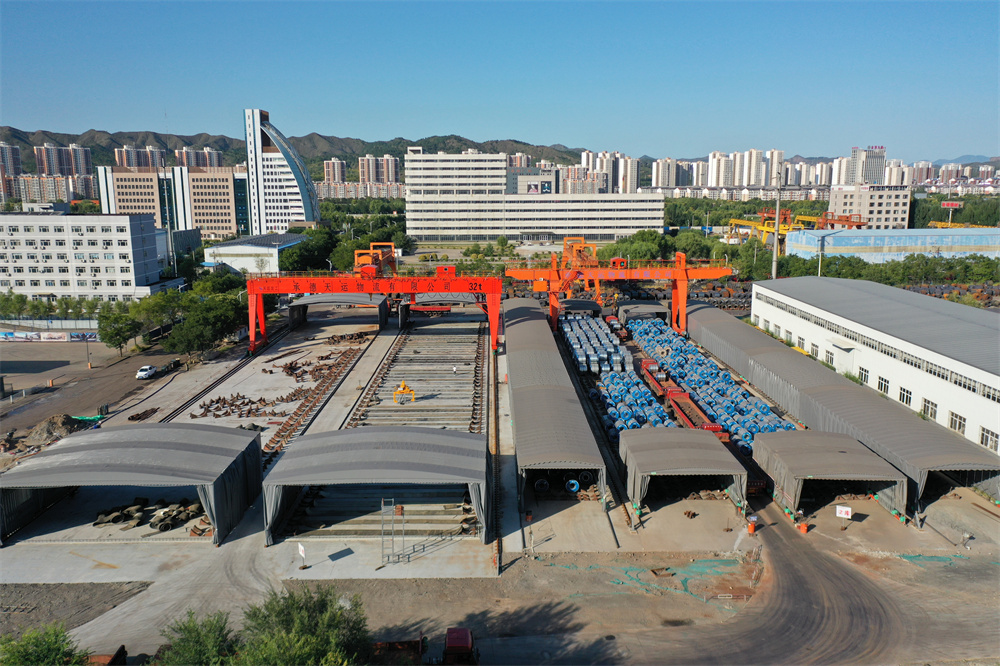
top-left (158, 325), bottom-right (291, 423)
top-left (343, 319), bottom-right (488, 432)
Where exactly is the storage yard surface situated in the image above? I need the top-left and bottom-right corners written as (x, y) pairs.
top-left (2, 303), bottom-right (999, 663)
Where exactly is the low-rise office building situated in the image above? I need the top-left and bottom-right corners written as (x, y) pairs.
top-left (750, 277), bottom-right (1000, 454)
top-left (0, 212), bottom-right (184, 302)
top-left (203, 233), bottom-right (307, 274)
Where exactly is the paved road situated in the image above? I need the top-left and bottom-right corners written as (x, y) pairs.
top-left (483, 501), bottom-right (909, 664)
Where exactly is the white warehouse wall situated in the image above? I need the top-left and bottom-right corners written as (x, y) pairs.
top-left (751, 285), bottom-right (1000, 455)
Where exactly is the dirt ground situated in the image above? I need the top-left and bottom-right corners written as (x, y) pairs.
top-left (0, 582), bottom-right (150, 639)
top-left (290, 551), bottom-right (758, 641)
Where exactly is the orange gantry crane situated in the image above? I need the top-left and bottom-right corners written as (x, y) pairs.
top-left (353, 242), bottom-right (397, 277)
top-left (505, 246), bottom-right (733, 333)
top-left (795, 212), bottom-right (866, 229)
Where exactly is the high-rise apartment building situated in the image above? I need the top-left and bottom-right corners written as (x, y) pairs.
top-left (912, 161), bottom-right (935, 183)
top-left (0, 142), bottom-right (23, 176)
top-left (618, 156), bottom-right (640, 193)
top-left (34, 143), bottom-right (92, 176)
top-left (651, 158), bottom-right (676, 187)
top-left (115, 145), bottom-right (166, 168)
top-left (743, 149), bottom-right (765, 187)
top-left (883, 159), bottom-right (913, 186)
top-left (708, 151), bottom-right (734, 188)
top-left (507, 153), bottom-right (532, 168)
top-left (244, 109), bottom-right (318, 234)
top-left (405, 147), bottom-right (663, 241)
top-left (691, 161), bottom-right (709, 187)
top-left (938, 163), bottom-right (962, 182)
top-left (581, 150), bottom-right (596, 172)
top-left (765, 150), bottom-right (784, 187)
top-left (814, 162), bottom-right (832, 186)
top-left (175, 146), bottom-right (224, 168)
top-left (980, 165), bottom-right (995, 180)
top-left (358, 154), bottom-right (400, 183)
top-left (323, 158), bottom-right (347, 183)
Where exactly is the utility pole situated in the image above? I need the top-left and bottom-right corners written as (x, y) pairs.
top-left (771, 183), bottom-right (781, 279)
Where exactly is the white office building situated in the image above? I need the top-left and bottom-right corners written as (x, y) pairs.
top-left (244, 109), bottom-right (318, 234)
top-left (750, 277), bottom-right (1000, 454)
top-left (404, 147), bottom-right (664, 242)
top-left (829, 184), bottom-right (911, 228)
top-left (203, 233), bottom-right (307, 274)
top-left (0, 212), bottom-right (181, 302)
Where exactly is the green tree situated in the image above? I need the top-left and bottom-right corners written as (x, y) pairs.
top-left (238, 587), bottom-right (371, 666)
top-left (54, 296), bottom-right (74, 320)
top-left (97, 310), bottom-right (142, 356)
top-left (155, 610), bottom-right (238, 666)
top-left (81, 297), bottom-right (102, 320)
top-left (0, 623), bottom-right (91, 665)
top-left (162, 297), bottom-right (242, 355)
top-left (496, 235), bottom-right (509, 249)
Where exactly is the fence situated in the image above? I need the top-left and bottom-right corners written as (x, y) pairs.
top-left (0, 318), bottom-right (99, 331)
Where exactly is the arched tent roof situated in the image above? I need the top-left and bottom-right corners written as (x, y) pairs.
top-left (618, 429), bottom-right (747, 508)
top-left (415, 293), bottom-right (479, 305)
top-left (262, 427), bottom-right (490, 544)
top-left (293, 293), bottom-right (387, 307)
top-left (0, 424), bottom-right (262, 545)
top-left (753, 431), bottom-right (907, 515)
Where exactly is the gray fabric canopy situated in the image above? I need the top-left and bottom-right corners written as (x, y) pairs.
top-left (415, 293), bottom-right (479, 305)
top-left (753, 431), bottom-right (908, 516)
top-left (504, 299), bottom-right (607, 495)
top-left (0, 424), bottom-right (262, 546)
top-left (559, 299), bottom-right (601, 315)
top-left (262, 427), bottom-right (489, 545)
top-left (293, 293), bottom-right (387, 307)
top-left (618, 303), bottom-right (669, 324)
top-left (618, 429), bottom-right (747, 508)
top-left (687, 302), bottom-right (1000, 505)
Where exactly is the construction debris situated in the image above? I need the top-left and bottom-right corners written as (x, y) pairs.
top-left (128, 407), bottom-right (159, 422)
top-left (189, 393), bottom-right (290, 420)
top-left (92, 498), bottom-right (210, 535)
top-left (24, 415), bottom-right (92, 446)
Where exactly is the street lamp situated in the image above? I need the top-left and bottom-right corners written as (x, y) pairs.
top-left (85, 333), bottom-right (91, 370)
top-left (326, 259), bottom-right (333, 272)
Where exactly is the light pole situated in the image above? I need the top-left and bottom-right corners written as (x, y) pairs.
top-left (326, 259), bottom-right (333, 272)
top-left (85, 333), bottom-right (92, 370)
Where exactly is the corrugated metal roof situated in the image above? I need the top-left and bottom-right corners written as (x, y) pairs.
top-left (754, 277), bottom-right (1000, 376)
top-left (618, 429), bottom-right (746, 476)
top-left (0, 424), bottom-right (260, 488)
top-left (510, 385), bottom-right (605, 469)
top-left (753, 431), bottom-right (906, 481)
top-left (504, 299), bottom-right (606, 473)
top-left (264, 427), bottom-right (485, 486)
top-left (686, 302), bottom-right (1000, 498)
top-left (211, 233), bottom-right (306, 250)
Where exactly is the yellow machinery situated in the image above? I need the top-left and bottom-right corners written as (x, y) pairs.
top-left (393, 380), bottom-right (415, 404)
top-left (929, 221), bottom-right (993, 229)
top-left (727, 218), bottom-right (806, 255)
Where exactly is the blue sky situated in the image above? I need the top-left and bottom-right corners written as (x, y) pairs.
top-left (1, 1), bottom-right (997, 163)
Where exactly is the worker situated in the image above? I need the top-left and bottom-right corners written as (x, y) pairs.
top-left (453, 365), bottom-right (458, 375)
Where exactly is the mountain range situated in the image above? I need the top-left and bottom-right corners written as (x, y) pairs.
top-left (1, 126), bottom-right (995, 176)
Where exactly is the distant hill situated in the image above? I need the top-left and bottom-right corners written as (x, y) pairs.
top-left (932, 155), bottom-right (990, 166)
top-left (0, 126), bottom-right (586, 178)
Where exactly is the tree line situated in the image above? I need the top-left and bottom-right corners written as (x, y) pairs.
top-left (0, 587), bottom-right (372, 665)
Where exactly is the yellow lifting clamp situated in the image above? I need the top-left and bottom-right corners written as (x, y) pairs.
top-left (393, 380), bottom-right (415, 404)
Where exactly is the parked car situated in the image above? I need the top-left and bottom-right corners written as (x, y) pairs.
top-left (135, 365), bottom-right (157, 380)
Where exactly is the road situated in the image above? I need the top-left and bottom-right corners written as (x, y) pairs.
top-left (483, 501), bottom-right (909, 664)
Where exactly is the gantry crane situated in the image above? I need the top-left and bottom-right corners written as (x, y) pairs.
top-left (795, 212), bottom-right (866, 229)
top-left (505, 250), bottom-right (733, 333)
top-left (354, 242), bottom-right (397, 277)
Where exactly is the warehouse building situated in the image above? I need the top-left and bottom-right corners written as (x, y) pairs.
top-left (785, 228), bottom-right (1000, 263)
top-left (203, 233), bottom-right (307, 274)
top-left (687, 302), bottom-right (1000, 509)
top-left (750, 277), bottom-right (1000, 453)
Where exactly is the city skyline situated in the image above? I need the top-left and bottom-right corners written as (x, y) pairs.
top-left (1, 1), bottom-right (996, 164)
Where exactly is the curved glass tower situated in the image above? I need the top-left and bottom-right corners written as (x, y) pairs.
top-left (245, 109), bottom-right (318, 234)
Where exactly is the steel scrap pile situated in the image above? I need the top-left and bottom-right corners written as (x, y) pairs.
top-left (92, 497), bottom-right (212, 537)
top-left (189, 393), bottom-right (289, 420)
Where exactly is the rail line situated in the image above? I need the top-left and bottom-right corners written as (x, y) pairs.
top-left (158, 325), bottom-right (291, 424)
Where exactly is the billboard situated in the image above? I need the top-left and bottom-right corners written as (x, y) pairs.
top-left (526, 182), bottom-right (539, 194)
top-left (941, 201), bottom-right (964, 209)
top-left (541, 182), bottom-right (552, 194)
